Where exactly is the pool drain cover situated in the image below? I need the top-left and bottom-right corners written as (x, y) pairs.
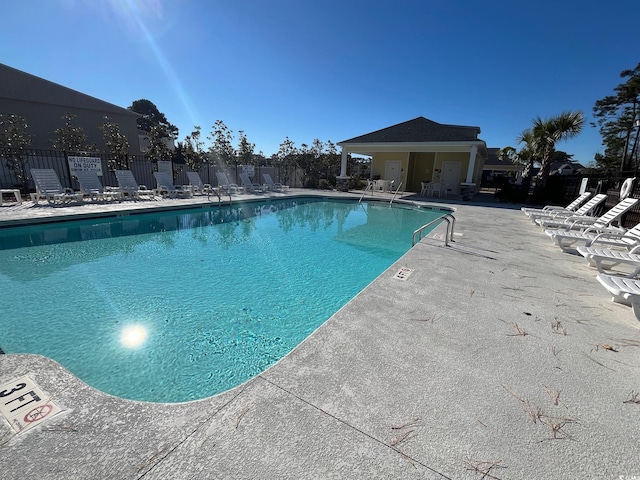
top-left (393, 267), bottom-right (413, 280)
top-left (0, 375), bottom-right (62, 433)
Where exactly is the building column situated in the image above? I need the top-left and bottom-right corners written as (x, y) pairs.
top-left (335, 148), bottom-right (350, 191)
top-left (340, 149), bottom-right (348, 177)
top-left (466, 144), bottom-right (477, 182)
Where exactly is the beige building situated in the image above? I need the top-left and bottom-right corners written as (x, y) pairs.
top-left (338, 117), bottom-right (488, 195)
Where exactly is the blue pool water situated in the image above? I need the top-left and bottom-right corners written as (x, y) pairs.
top-left (0, 198), bottom-right (446, 402)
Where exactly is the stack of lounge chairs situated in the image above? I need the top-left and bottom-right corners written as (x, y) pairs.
top-left (522, 183), bottom-right (640, 322)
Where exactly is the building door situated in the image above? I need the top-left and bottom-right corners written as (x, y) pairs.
top-left (441, 161), bottom-right (461, 195)
top-left (385, 161), bottom-right (402, 188)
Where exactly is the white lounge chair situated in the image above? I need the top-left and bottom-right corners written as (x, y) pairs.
top-left (596, 273), bottom-right (640, 321)
top-left (115, 170), bottom-right (156, 200)
top-left (263, 173), bottom-right (289, 192)
top-left (239, 172), bottom-right (266, 193)
top-left (530, 194), bottom-right (607, 225)
top-left (575, 224), bottom-right (640, 269)
top-left (521, 192), bottom-right (592, 217)
top-left (186, 171), bottom-right (217, 196)
top-left (577, 244), bottom-right (640, 275)
top-left (75, 170), bottom-right (122, 202)
top-left (153, 171), bottom-right (192, 198)
top-left (545, 206), bottom-right (640, 252)
top-left (30, 168), bottom-right (83, 205)
top-left (216, 172), bottom-right (244, 195)
top-left (539, 197), bottom-right (638, 231)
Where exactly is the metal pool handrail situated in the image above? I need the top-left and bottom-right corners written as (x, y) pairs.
top-left (389, 182), bottom-right (403, 205)
top-left (412, 213), bottom-right (456, 246)
top-left (208, 187), bottom-right (223, 205)
top-left (358, 181), bottom-right (374, 203)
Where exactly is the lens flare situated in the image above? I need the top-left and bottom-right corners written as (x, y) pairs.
top-left (121, 325), bottom-right (148, 348)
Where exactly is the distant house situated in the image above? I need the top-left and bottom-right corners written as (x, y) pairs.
top-left (0, 63), bottom-right (141, 155)
top-left (550, 161), bottom-right (585, 175)
top-left (482, 147), bottom-right (523, 185)
top-left (483, 147), bottom-right (523, 174)
top-left (337, 117), bottom-right (487, 195)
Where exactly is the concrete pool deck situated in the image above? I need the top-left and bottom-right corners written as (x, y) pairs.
top-left (0, 190), bottom-right (639, 479)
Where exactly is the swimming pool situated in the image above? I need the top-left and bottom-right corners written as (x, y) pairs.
top-left (0, 197), bottom-right (447, 402)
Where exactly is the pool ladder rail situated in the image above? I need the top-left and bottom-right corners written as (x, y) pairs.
top-left (358, 180), bottom-right (403, 204)
top-left (207, 186), bottom-right (232, 205)
top-left (357, 182), bottom-right (453, 245)
top-left (412, 213), bottom-right (455, 247)
top-left (389, 182), bottom-right (403, 205)
top-left (208, 187), bottom-right (222, 204)
top-left (358, 181), bottom-right (374, 203)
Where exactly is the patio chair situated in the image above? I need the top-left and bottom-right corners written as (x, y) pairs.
top-left (429, 182), bottom-right (443, 197)
top-left (115, 170), bottom-right (156, 200)
top-left (216, 172), bottom-right (244, 195)
top-left (239, 172), bottom-right (266, 193)
top-left (521, 192), bottom-right (592, 218)
top-left (529, 194), bottom-right (607, 224)
top-left (596, 273), bottom-right (640, 321)
top-left (74, 170), bottom-right (122, 202)
top-left (30, 168), bottom-right (83, 205)
top-left (538, 197), bottom-right (637, 230)
top-left (186, 171), bottom-right (217, 196)
top-left (153, 171), bottom-right (192, 198)
top-left (544, 207), bottom-right (640, 252)
top-left (263, 173), bottom-right (289, 192)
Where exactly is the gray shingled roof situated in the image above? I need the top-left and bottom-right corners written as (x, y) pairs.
top-left (0, 63), bottom-right (138, 117)
top-left (484, 147), bottom-right (511, 167)
top-left (339, 117), bottom-right (481, 144)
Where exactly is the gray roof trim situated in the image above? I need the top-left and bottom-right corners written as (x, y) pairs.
top-left (338, 116), bottom-right (481, 145)
top-left (340, 140), bottom-right (488, 159)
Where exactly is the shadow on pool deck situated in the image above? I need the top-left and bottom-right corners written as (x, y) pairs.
top-left (1, 189), bottom-right (639, 479)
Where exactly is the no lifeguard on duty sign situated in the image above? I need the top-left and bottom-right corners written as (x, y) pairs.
top-left (0, 375), bottom-right (62, 433)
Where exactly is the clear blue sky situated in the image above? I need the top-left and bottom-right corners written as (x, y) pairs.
top-left (2, 0), bottom-right (640, 164)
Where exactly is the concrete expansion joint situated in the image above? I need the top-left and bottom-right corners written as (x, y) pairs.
top-left (139, 387), bottom-right (246, 478)
top-left (257, 376), bottom-right (453, 479)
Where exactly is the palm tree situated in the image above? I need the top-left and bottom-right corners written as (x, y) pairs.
top-left (499, 131), bottom-right (537, 195)
top-left (530, 111), bottom-right (585, 193)
top-left (514, 129), bottom-right (537, 184)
